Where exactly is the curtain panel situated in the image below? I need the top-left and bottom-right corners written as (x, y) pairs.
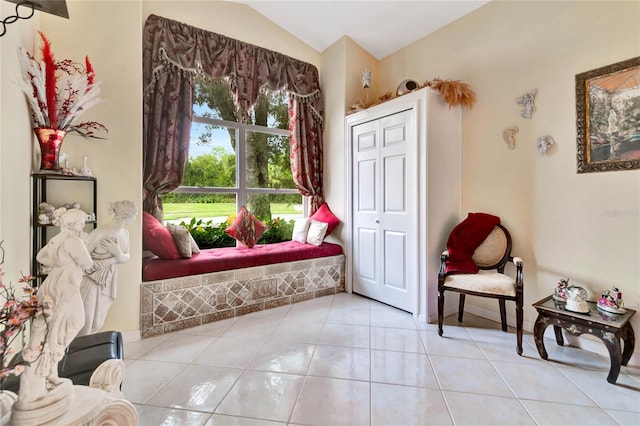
top-left (142, 14), bottom-right (325, 219)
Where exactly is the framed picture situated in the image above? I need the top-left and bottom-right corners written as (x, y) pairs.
top-left (576, 56), bottom-right (640, 173)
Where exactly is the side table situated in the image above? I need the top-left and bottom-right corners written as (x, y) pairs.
top-left (532, 295), bottom-right (635, 384)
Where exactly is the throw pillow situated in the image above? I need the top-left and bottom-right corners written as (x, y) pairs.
top-left (189, 232), bottom-right (200, 254)
top-left (306, 220), bottom-right (328, 246)
top-left (291, 218), bottom-right (310, 243)
top-left (167, 223), bottom-right (193, 258)
top-left (309, 203), bottom-right (340, 238)
top-left (142, 211), bottom-right (180, 260)
top-left (225, 206), bottom-right (267, 248)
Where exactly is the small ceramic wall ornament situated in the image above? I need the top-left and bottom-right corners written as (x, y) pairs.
top-left (502, 126), bottom-right (519, 150)
top-left (396, 79), bottom-right (419, 96)
top-left (79, 156), bottom-right (92, 177)
top-left (536, 135), bottom-right (555, 155)
top-left (516, 89), bottom-right (537, 118)
top-left (361, 68), bottom-right (372, 89)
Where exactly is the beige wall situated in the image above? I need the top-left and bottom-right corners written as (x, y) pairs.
top-left (0, 4), bottom-right (39, 289)
top-left (320, 36), bottom-right (378, 243)
top-left (377, 0), bottom-right (640, 357)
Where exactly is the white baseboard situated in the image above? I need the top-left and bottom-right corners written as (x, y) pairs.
top-left (464, 304), bottom-right (639, 368)
top-left (122, 329), bottom-right (141, 343)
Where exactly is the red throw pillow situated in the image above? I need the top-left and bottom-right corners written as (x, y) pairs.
top-left (225, 206), bottom-right (267, 248)
top-left (309, 203), bottom-right (340, 238)
top-left (142, 211), bottom-right (180, 260)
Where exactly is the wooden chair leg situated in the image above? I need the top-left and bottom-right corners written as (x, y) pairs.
top-left (516, 300), bottom-right (524, 356)
top-left (437, 288), bottom-right (445, 336)
top-left (457, 294), bottom-right (466, 323)
top-left (499, 299), bottom-right (507, 332)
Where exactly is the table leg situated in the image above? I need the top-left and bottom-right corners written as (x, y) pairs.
top-left (620, 323), bottom-right (635, 366)
top-left (533, 314), bottom-right (549, 360)
top-left (602, 334), bottom-right (623, 384)
top-left (553, 325), bottom-right (564, 346)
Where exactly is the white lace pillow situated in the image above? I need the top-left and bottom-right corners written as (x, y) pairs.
top-left (306, 220), bottom-right (328, 246)
top-left (292, 218), bottom-right (310, 243)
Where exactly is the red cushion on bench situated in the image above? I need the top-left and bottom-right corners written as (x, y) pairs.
top-left (142, 241), bottom-right (343, 282)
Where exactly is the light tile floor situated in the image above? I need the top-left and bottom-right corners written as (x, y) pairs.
top-left (123, 293), bottom-right (640, 426)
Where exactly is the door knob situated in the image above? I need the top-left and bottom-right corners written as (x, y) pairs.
top-left (375, 220), bottom-right (380, 223)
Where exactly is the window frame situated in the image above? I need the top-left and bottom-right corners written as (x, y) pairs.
top-left (174, 114), bottom-right (309, 216)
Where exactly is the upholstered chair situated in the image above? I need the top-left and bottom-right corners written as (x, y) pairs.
top-left (437, 224), bottom-right (524, 355)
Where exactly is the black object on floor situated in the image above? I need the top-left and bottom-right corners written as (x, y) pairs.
top-left (1, 330), bottom-right (123, 392)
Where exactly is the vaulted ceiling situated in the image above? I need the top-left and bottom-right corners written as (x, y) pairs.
top-left (229, 1), bottom-right (491, 59)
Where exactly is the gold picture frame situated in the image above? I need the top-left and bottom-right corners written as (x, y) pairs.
top-left (576, 56), bottom-right (640, 173)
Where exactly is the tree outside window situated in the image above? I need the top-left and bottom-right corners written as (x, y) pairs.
top-left (161, 77), bottom-right (303, 229)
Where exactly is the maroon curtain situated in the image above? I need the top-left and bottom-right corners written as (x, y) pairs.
top-left (142, 14), bottom-right (325, 218)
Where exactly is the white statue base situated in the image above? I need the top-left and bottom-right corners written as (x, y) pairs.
top-left (2, 360), bottom-right (137, 426)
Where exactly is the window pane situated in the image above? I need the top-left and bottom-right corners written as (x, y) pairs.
top-left (160, 193), bottom-right (237, 226)
top-left (247, 193), bottom-right (303, 222)
top-left (186, 123), bottom-right (236, 188)
top-left (245, 131), bottom-right (294, 190)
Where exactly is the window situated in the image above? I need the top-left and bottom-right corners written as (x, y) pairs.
top-left (161, 78), bottom-right (304, 226)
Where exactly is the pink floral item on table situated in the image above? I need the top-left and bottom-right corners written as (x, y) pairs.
top-left (597, 286), bottom-right (626, 314)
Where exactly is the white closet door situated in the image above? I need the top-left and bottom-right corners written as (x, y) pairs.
top-left (352, 110), bottom-right (413, 311)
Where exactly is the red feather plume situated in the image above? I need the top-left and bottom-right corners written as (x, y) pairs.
top-left (85, 55), bottom-right (95, 87)
top-left (39, 31), bottom-right (58, 128)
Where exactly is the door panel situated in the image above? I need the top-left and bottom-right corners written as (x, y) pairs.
top-left (355, 227), bottom-right (378, 298)
top-left (357, 160), bottom-right (376, 212)
top-left (384, 231), bottom-right (407, 291)
top-left (352, 110), bottom-right (413, 312)
top-left (383, 155), bottom-right (406, 213)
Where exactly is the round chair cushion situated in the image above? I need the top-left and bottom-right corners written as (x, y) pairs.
top-left (472, 226), bottom-right (507, 268)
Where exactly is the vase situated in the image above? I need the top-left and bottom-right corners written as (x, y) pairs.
top-left (34, 128), bottom-right (66, 171)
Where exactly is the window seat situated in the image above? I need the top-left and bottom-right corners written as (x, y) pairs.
top-left (142, 241), bottom-right (343, 281)
top-left (140, 241), bottom-right (345, 337)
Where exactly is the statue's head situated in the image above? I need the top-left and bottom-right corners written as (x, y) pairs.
top-left (57, 208), bottom-right (89, 232)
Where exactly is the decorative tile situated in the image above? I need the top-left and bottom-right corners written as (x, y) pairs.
top-left (316, 287), bottom-right (336, 298)
top-left (251, 278), bottom-right (278, 300)
top-left (141, 289), bottom-right (154, 314)
top-left (265, 263), bottom-right (290, 275)
top-left (202, 309), bottom-right (235, 324)
top-left (163, 317), bottom-right (202, 333)
top-left (313, 256), bottom-right (337, 268)
top-left (164, 275), bottom-right (201, 291)
top-left (265, 297), bottom-right (291, 309)
top-left (291, 259), bottom-right (314, 271)
top-left (292, 292), bottom-right (315, 303)
top-left (234, 266), bottom-right (265, 280)
top-left (203, 271), bottom-right (235, 285)
top-left (236, 302), bottom-right (265, 316)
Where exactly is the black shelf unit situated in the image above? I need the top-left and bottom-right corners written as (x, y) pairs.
top-left (31, 173), bottom-right (97, 285)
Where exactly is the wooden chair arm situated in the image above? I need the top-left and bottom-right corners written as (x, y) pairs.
top-left (438, 250), bottom-right (449, 282)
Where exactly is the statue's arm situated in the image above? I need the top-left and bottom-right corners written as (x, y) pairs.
top-left (67, 238), bottom-right (93, 269)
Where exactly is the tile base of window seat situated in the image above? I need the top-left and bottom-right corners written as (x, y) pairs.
top-left (140, 253), bottom-right (345, 338)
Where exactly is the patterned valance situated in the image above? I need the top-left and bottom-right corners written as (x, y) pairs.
top-left (143, 14), bottom-right (323, 124)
